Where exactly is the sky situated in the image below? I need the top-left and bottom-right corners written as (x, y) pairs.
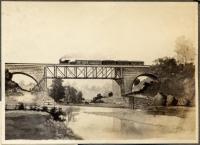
top-left (2, 2), bottom-right (198, 65)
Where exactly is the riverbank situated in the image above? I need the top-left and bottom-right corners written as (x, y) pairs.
top-left (60, 103), bottom-right (128, 109)
top-left (5, 111), bottom-right (82, 140)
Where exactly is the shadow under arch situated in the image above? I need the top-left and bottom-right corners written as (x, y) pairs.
top-left (129, 73), bottom-right (159, 95)
top-left (12, 72), bottom-right (40, 92)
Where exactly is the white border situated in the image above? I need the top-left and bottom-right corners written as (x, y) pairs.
top-left (194, 2), bottom-right (199, 141)
top-left (1, 1), bottom-right (199, 144)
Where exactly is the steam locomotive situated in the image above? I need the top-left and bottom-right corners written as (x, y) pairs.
top-left (59, 58), bottom-right (144, 66)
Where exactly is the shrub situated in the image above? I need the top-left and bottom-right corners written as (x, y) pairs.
top-left (49, 107), bottom-right (66, 122)
top-left (18, 103), bottom-right (25, 110)
top-left (30, 105), bottom-right (36, 111)
top-left (42, 106), bottom-right (48, 112)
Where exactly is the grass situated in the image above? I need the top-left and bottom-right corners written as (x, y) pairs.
top-left (5, 111), bottom-right (82, 140)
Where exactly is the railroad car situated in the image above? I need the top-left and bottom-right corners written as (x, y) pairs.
top-left (102, 60), bottom-right (116, 65)
top-left (116, 61), bottom-right (130, 65)
top-left (88, 60), bottom-right (102, 65)
top-left (68, 60), bottom-right (76, 64)
top-left (75, 60), bottom-right (88, 65)
top-left (129, 61), bottom-right (144, 65)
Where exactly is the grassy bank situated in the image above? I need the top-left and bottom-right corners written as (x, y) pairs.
top-left (5, 111), bottom-right (82, 140)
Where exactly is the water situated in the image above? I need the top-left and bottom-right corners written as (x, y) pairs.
top-left (63, 106), bottom-right (174, 140)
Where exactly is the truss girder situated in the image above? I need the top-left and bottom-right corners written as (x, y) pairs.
top-left (45, 65), bottom-right (122, 79)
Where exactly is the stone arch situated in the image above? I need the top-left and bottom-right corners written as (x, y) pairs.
top-left (12, 72), bottom-right (40, 91)
top-left (135, 73), bottom-right (158, 80)
top-left (131, 73), bottom-right (159, 93)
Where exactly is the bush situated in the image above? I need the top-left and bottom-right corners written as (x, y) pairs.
top-left (30, 105), bottom-right (36, 111)
top-left (18, 103), bottom-right (25, 110)
top-left (49, 107), bottom-right (66, 122)
top-left (42, 106), bottom-right (48, 112)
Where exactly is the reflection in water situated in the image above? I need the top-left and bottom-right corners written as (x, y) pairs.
top-left (119, 119), bottom-right (160, 139)
top-left (64, 106), bottom-right (152, 139)
top-left (63, 106), bottom-right (195, 140)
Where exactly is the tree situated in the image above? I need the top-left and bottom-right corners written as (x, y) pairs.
top-left (175, 36), bottom-right (195, 64)
top-left (76, 91), bottom-right (83, 103)
top-left (49, 79), bottom-right (65, 102)
top-left (64, 85), bottom-right (84, 104)
top-left (150, 57), bottom-right (195, 104)
top-left (64, 86), bottom-right (76, 103)
top-left (152, 57), bottom-right (180, 77)
top-left (108, 92), bottom-right (113, 97)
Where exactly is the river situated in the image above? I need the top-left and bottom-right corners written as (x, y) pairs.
top-left (61, 106), bottom-right (196, 140)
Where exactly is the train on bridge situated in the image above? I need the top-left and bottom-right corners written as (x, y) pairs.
top-left (59, 58), bottom-right (144, 66)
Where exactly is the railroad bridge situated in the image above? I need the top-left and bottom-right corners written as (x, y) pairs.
top-left (5, 63), bottom-right (151, 96)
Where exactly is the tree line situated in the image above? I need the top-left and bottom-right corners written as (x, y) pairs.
top-left (48, 79), bottom-right (84, 104)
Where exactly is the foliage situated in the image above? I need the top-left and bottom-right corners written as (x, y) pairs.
top-left (150, 57), bottom-right (195, 104)
top-left (18, 102), bottom-right (25, 110)
top-left (49, 107), bottom-right (66, 122)
top-left (64, 85), bottom-right (84, 104)
top-left (49, 79), bottom-right (65, 102)
top-left (49, 79), bottom-right (84, 104)
top-left (91, 93), bottom-right (104, 103)
top-left (108, 92), bottom-right (113, 97)
top-left (175, 36), bottom-right (195, 64)
top-left (42, 106), bottom-right (48, 112)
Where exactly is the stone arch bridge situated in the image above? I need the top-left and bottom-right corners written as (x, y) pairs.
top-left (5, 63), bottom-right (151, 96)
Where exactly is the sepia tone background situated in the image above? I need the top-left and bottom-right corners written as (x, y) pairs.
top-left (2, 2), bottom-right (197, 64)
top-left (2, 1), bottom-right (198, 100)
top-left (1, 1), bottom-right (199, 144)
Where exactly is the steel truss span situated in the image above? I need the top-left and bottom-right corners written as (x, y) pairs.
top-left (44, 65), bottom-right (123, 80)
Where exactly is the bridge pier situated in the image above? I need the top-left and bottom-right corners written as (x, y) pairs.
top-left (114, 67), bottom-right (149, 96)
top-left (129, 97), bottom-right (135, 109)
